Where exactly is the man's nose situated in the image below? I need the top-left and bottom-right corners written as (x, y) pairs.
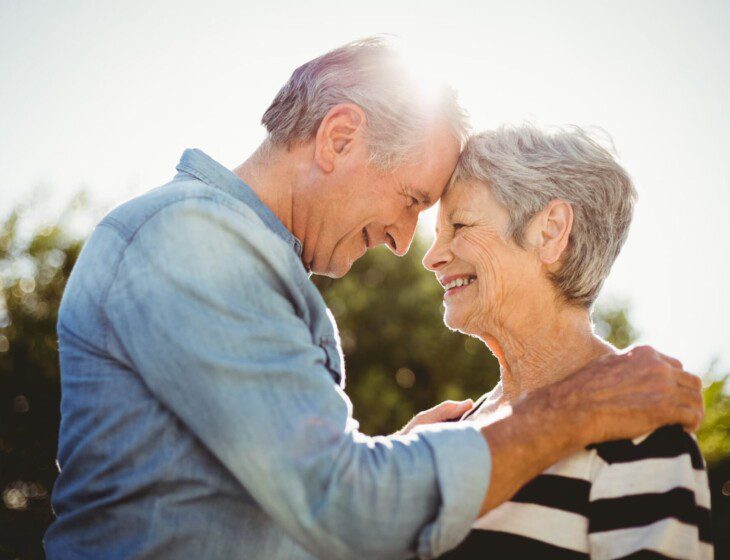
top-left (385, 212), bottom-right (419, 256)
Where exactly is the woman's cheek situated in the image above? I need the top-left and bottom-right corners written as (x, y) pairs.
top-left (453, 229), bottom-right (500, 265)
top-left (455, 230), bottom-right (506, 322)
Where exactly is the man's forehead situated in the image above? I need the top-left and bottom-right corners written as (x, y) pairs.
top-left (395, 136), bottom-right (459, 211)
top-left (416, 129), bottom-right (461, 186)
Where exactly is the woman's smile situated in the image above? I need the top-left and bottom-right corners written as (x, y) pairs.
top-left (440, 274), bottom-right (478, 298)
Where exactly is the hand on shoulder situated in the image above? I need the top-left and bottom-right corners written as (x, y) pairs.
top-left (540, 345), bottom-right (704, 449)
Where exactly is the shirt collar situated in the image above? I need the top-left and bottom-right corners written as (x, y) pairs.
top-left (175, 148), bottom-right (303, 258)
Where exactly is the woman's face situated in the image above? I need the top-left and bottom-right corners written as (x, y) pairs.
top-left (423, 180), bottom-right (544, 335)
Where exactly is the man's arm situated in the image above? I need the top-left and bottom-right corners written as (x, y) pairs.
top-left (102, 199), bottom-right (490, 560)
top-left (476, 347), bottom-right (704, 515)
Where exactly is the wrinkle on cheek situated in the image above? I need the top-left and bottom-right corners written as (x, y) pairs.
top-left (453, 228), bottom-right (511, 331)
top-left (455, 231), bottom-right (498, 276)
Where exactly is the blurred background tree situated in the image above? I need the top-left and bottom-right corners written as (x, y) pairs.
top-left (1, 201), bottom-right (728, 559)
top-left (0, 200), bottom-right (84, 559)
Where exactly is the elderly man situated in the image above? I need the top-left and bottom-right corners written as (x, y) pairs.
top-left (45, 39), bottom-right (703, 560)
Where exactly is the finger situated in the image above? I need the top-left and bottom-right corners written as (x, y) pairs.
top-left (675, 405), bottom-right (704, 433)
top-left (655, 350), bottom-right (683, 370)
top-left (674, 369), bottom-right (703, 392)
top-left (666, 385), bottom-right (704, 434)
top-left (437, 399), bottom-right (473, 420)
top-left (439, 399), bottom-right (473, 409)
top-left (675, 383), bottom-right (704, 411)
top-left (424, 401), bottom-right (455, 415)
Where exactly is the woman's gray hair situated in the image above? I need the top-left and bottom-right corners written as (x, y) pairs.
top-left (453, 124), bottom-right (637, 307)
top-left (261, 37), bottom-right (469, 169)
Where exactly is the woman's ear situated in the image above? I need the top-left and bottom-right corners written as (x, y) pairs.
top-left (314, 103), bottom-right (366, 173)
top-left (536, 199), bottom-right (573, 266)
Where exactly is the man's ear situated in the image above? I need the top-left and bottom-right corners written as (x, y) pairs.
top-left (314, 103), bottom-right (366, 173)
top-left (535, 199), bottom-right (573, 267)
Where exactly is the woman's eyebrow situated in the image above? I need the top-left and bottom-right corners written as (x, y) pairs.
top-left (447, 209), bottom-right (464, 222)
top-left (448, 207), bottom-right (474, 220)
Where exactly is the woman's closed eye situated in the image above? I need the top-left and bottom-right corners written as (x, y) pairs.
top-left (452, 223), bottom-right (467, 232)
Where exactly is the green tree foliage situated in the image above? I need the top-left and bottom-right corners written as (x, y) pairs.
top-left (698, 377), bottom-right (730, 466)
top-left (1, 205), bottom-right (728, 558)
top-left (592, 302), bottom-right (638, 351)
top-left (0, 204), bottom-right (83, 559)
top-left (698, 377), bottom-right (730, 556)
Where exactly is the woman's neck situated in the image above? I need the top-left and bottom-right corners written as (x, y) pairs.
top-left (479, 303), bottom-right (616, 403)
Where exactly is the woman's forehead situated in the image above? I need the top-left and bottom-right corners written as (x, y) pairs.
top-left (440, 179), bottom-right (490, 212)
top-left (436, 179), bottom-right (512, 234)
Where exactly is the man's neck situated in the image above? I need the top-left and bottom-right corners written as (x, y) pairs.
top-left (232, 140), bottom-right (297, 234)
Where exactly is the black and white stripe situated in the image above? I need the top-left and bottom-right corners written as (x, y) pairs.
top-left (441, 425), bottom-right (713, 559)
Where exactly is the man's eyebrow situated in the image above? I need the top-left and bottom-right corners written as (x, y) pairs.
top-left (415, 189), bottom-right (431, 205)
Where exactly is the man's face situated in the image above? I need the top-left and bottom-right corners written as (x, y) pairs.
top-left (310, 123), bottom-right (461, 277)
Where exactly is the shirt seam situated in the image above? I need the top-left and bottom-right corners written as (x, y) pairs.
top-left (177, 160), bottom-right (301, 257)
top-left (101, 215), bottom-right (135, 240)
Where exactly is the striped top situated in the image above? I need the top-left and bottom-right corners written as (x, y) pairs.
top-left (440, 418), bottom-right (713, 559)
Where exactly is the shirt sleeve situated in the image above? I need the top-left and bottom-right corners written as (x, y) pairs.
top-left (587, 425), bottom-right (713, 560)
top-left (102, 198), bottom-right (491, 560)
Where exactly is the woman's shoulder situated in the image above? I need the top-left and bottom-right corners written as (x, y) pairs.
top-left (585, 424), bottom-right (708, 502)
top-left (587, 424), bottom-right (705, 470)
top-left (583, 425), bottom-right (713, 557)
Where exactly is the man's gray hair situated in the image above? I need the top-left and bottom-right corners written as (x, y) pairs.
top-left (453, 124), bottom-right (637, 307)
top-left (262, 37), bottom-right (469, 169)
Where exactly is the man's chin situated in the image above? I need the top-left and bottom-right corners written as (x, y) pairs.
top-left (329, 260), bottom-right (354, 278)
top-left (311, 258), bottom-right (353, 279)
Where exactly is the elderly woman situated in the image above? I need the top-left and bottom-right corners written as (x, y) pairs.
top-left (422, 125), bottom-right (713, 559)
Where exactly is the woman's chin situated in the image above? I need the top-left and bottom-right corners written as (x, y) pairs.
top-left (443, 311), bottom-right (467, 333)
top-left (443, 306), bottom-right (487, 337)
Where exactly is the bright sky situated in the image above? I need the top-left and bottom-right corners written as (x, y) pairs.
top-left (1, 0), bottom-right (728, 376)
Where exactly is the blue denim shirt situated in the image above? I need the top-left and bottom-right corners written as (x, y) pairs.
top-left (45, 149), bottom-right (491, 560)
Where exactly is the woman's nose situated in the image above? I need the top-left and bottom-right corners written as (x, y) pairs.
top-left (422, 239), bottom-right (451, 272)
